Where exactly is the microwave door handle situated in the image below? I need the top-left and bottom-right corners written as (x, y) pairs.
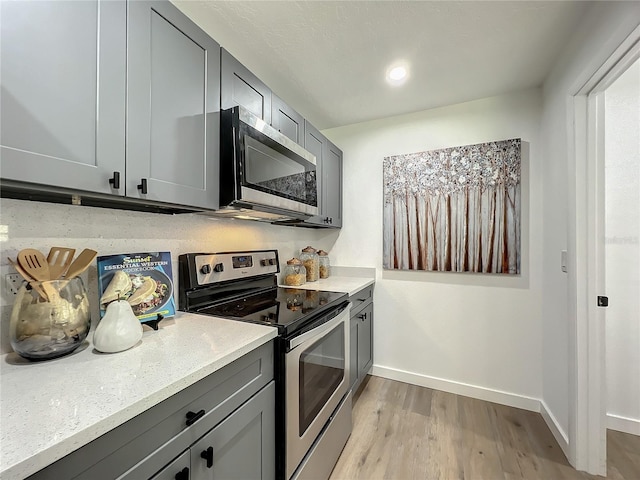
top-left (288, 308), bottom-right (348, 351)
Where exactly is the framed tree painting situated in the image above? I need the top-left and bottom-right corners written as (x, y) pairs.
top-left (383, 138), bottom-right (521, 274)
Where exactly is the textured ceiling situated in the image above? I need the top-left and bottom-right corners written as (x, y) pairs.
top-left (174, 0), bottom-right (592, 130)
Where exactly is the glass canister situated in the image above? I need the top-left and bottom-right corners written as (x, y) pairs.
top-left (317, 250), bottom-right (330, 279)
top-left (300, 246), bottom-right (319, 282)
top-left (283, 258), bottom-right (306, 286)
top-left (9, 277), bottom-right (91, 360)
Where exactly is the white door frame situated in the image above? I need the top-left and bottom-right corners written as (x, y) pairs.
top-left (569, 27), bottom-right (640, 475)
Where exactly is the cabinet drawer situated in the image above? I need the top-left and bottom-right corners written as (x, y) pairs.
top-left (149, 450), bottom-right (190, 480)
top-left (29, 341), bottom-right (274, 480)
top-left (349, 285), bottom-right (373, 317)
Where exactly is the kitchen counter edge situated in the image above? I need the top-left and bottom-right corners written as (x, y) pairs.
top-left (279, 275), bottom-right (375, 297)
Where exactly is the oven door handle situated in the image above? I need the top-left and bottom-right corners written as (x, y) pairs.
top-left (288, 307), bottom-right (349, 351)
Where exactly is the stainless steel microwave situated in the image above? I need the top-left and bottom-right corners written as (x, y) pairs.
top-left (218, 106), bottom-right (318, 222)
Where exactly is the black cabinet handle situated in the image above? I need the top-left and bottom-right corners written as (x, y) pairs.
top-left (108, 171), bottom-right (120, 189)
top-left (137, 178), bottom-right (148, 194)
top-left (358, 312), bottom-right (367, 321)
top-left (175, 467), bottom-right (189, 480)
top-left (201, 446), bottom-right (214, 468)
top-left (185, 409), bottom-right (205, 426)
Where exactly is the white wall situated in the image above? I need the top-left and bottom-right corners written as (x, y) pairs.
top-left (323, 89), bottom-right (543, 408)
top-left (0, 199), bottom-right (338, 354)
top-left (605, 59), bottom-right (640, 435)
top-left (540, 1), bottom-right (640, 451)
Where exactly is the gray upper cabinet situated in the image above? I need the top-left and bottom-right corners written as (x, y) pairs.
top-left (0, 0), bottom-right (126, 195)
top-left (221, 48), bottom-right (271, 123)
top-left (127, 1), bottom-right (220, 209)
top-left (303, 121), bottom-right (343, 228)
top-left (271, 94), bottom-right (304, 146)
top-left (303, 121), bottom-right (326, 226)
top-left (322, 140), bottom-right (343, 228)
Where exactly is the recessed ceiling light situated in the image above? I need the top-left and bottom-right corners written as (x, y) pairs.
top-left (386, 64), bottom-right (409, 85)
top-left (389, 66), bottom-right (406, 80)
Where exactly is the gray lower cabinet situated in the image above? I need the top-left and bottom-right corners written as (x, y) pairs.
top-left (1, 0), bottom-right (220, 211)
top-left (190, 382), bottom-right (275, 480)
top-left (349, 285), bottom-right (374, 393)
top-left (0, 0), bottom-right (126, 195)
top-left (271, 94), bottom-right (304, 146)
top-left (28, 341), bottom-right (275, 480)
top-left (221, 48), bottom-right (271, 123)
top-left (151, 382), bottom-right (275, 480)
top-left (302, 122), bottom-right (343, 228)
top-left (127, 1), bottom-right (220, 209)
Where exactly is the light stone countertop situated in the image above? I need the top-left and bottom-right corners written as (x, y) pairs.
top-left (0, 312), bottom-right (277, 480)
top-left (279, 275), bottom-right (374, 297)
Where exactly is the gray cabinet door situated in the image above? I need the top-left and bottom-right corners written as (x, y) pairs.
top-left (191, 381), bottom-right (275, 480)
top-left (271, 94), bottom-right (304, 146)
top-left (357, 303), bottom-right (373, 381)
top-left (322, 141), bottom-right (343, 228)
top-left (302, 122), bottom-right (343, 228)
top-left (0, 0), bottom-right (126, 195)
top-left (221, 49), bottom-right (271, 123)
top-left (127, 1), bottom-right (220, 209)
top-left (303, 121), bottom-right (326, 226)
top-left (350, 316), bottom-right (359, 390)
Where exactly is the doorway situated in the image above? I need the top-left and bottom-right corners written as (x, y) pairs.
top-left (573, 34), bottom-right (640, 476)
top-left (603, 57), bottom-right (639, 441)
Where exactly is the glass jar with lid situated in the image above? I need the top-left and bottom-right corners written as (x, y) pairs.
top-left (300, 246), bottom-right (319, 282)
top-left (317, 250), bottom-right (330, 279)
top-left (283, 258), bottom-right (306, 286)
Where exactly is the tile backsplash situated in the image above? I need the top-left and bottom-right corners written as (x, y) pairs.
top-left (0, 198), bottom-right (339, 354)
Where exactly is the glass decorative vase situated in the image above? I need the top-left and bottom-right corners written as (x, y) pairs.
top-left (9, 277), bottom-right (91, 361)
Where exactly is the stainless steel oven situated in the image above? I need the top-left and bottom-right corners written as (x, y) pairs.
top-left (179, 250), bottom-right (352, 480)
top-left (283, 303), bottom-right (350, 480)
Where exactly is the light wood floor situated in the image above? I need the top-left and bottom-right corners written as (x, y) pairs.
top-left (330, 376), bottom-right (640, 480)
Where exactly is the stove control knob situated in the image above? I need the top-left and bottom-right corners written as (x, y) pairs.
top-left (200, 264), bottom-right (212, 275)
top-left (213, 263), bottom-right (224, 273)
top-left (269, 258), bottom-right (277, 266)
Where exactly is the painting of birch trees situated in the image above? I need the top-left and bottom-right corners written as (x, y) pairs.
top-left (383, 138), bottom-right (521, 274)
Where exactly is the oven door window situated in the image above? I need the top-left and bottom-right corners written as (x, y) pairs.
top-left (298, 322), bottom-right (345, 435)
top-left (240, 124), bottom-right (317, 207)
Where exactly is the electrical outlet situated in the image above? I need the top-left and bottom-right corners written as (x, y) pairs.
top-left (5, 273), bottom-right (24, 296)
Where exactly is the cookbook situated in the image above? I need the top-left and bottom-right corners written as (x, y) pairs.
top-left (97, 252), bottom-right (176, 322)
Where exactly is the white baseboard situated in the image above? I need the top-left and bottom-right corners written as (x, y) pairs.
top-left (607, 413), bottom-right (640, 435)
top-left (370, 365), bottom-right (540, 412)
top-left (540, 400), bottom-right (570, 457)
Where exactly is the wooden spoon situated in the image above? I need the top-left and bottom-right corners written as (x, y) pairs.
top-left (47, 247), bottom-right (76, 279)
top-left (64, 249), bottom-right (98, 279)
top-left (7, 257), bottom-right (48, 301)
top-left (17, 249), bottom-right (60, 302)
top-left (17, 249), bottom-right (50, 282)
